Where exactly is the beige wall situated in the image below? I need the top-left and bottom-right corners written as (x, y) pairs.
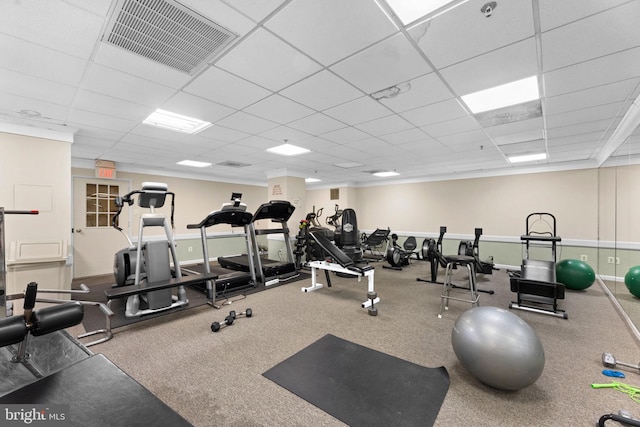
top-left (1, 131), bottom-right (72, 298)
top-left (1, 133), bottom-right (71, 243)
top-left (307, 169), bottom-right (599, 241)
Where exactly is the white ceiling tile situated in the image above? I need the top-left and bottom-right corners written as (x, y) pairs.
top-left (544, 46), bottom-right (640, 96)
top-left (437, 129), bottom-right (493, 147)
top-left (162, 92), bottom-right (235, 123)
top-left (74, 125), bottom-right (127, 142)
top-left (215, 111), bottom-right (279, 134)
top-left (235, 135), bottom-right (283, 149)
top-left (180, 0), bottom-right (256, 34)
top-left (288, 113), bottom-right (347, 135)
top-left (67, 109), bottom-right (138, 133)
top-left (257, 125), bottom-right (313, 143)
top-left (82, 64), bottom-right (176, 107)
top-left (380, 128), bottom-right (432, 145)
top-left (546, 119), bottom-right (613, 139)
top-left (73, 90), bottom-right (152, 121)
top-left (220, 0), bottom-right (287, 22)
top-left (0, 0), bottom-right (103, 58)
top-left (412, 0), bottom-right (535, 69)
top-left (378, 73), bottom-right (453, 113)
top-left (183, 66), bottom-right (271, 110)
top-left (547, 131), bottom-right (602, 147)
top-left (0, 93), bottom-right (70, 125)
top-left (0, 35), bottom-right (88, 87)
top-left (93, 43), bottom-right (193, 89)
top-left (264, 0), bottom-right (397, 66)
top-left (440, 37), bottom-right (538, 97)
top-left (421, 116), bottom-right (481, 138)
top-left (71, 143), bottom-right (110, 160)
top-left (355, 114), bottom-right (414, 137)
top-left (542, 2), bottom-right (640, 72)
top-left (216, 28), bottom-right (322, 91)
top-left (198, 124), bottom-right (251, 142)
top-left (545, 79), bottom-right (640, 116)
top-left (279, 70), bottom-right (363, 111)
top-left (546, 102), bottom-right (625, 130)
top-left (400, 99), bottom-right (468, 127)
top-left (0, 70), bottom-right (76, 110)
top-left (324, 96), bottom-right (392, 126)
top-left (330, 33), bottom-right (432, 94)
top-left (321, 127), bottom-right (370, 144)
top-left (244, 94), bottom-right (315, 124)
top-left (538, 0), bottom-right (631, 32)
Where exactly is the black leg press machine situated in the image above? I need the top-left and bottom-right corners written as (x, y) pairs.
top-left (301, 231), bottom-right (378, 315)
top-left (0, 282), bottom-right (192, 426)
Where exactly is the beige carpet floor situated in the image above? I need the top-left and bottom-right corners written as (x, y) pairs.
top-left (68, 260), bottom-right (640, 426)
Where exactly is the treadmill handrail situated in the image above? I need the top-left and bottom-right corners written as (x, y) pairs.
top-left (252, 200), bottom-right (295, 222)
top-left (187, 208), bottom-right (253, 229)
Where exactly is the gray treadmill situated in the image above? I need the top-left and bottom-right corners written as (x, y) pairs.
top-left (218, 200), bottom-right (298, 286)
top-left (186, 195), bottom-right (257, 304)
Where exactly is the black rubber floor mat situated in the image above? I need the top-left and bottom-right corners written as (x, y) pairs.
top-left (263, 334), bottom-right (450, 427)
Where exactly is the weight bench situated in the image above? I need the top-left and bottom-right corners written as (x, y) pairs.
top-left (104, 273), bottom-right (218, 318)
top-left (302, 231), bottom-right (378, 310)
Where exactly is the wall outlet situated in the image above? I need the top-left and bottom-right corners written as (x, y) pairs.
top-left (616, 257), bottom-right (620, 264)
top-left (580, 254), bottom-right (588, 262)
top-left (188, 246), bottom-right (193, 253)
top-left (608, 257), bottom-right (615, 264)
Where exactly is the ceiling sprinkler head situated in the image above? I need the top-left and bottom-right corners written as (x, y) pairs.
top-left (481, 1), bottom-right (497, 18)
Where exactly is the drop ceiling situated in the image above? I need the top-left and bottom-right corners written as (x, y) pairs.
top-left (1, 0), bottom-right (640, 187)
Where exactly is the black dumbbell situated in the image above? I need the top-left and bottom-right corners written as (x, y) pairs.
top-left (211, 308), bottom-right (253, 333)
top-left (229, 308), bottom-right (252, 320)
top-left (210, 313), bottom-right (235, 332)
top-left (367, 291), bottom-right (378, 316)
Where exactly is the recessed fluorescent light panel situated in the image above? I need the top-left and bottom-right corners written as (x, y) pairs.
top-left (461, 76), bottom-right (540, 114)
top-left (266, 143), bottom-right (310, 156)
top-left (305, 178), bottom-right (321, 183)
top-left (385, 0), bottom-right (461, 25)
top-left (373, 171), bottom-right (400, 177)
top-left (143, 109), bottom-right (212, 134)
top-left (177, 160), bottom-right (212, 168)
top-left (507, 153), bottom-right (547, 163)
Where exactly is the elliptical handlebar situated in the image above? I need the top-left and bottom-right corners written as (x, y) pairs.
top-left (111, 183), bottom-right (176, 239)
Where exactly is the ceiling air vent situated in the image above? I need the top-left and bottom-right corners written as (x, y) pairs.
top-left (103, 0), bottom-right (238, 74)
top-left (217, 160), bottom-right (251, 168)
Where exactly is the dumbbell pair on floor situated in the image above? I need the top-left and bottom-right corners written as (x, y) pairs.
top-left (210, 308), bottom-right (253, 333)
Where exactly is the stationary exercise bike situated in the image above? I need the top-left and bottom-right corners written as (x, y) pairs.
top-left (112, 182), bottom-right (187, 317)
top-left (384, 234), bottom-right (418, 270)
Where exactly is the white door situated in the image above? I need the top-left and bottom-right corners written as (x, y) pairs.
top-left (72, 177), bottom-right (130, 278)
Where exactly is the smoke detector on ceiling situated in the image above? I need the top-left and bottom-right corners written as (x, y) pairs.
top-left (102, 0), bottom-right (238, 74)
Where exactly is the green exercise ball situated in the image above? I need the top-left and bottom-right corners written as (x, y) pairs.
top-left (625, 266), bottom-right (640, 298)
top-left (555, 259), bottom-right (595, 290)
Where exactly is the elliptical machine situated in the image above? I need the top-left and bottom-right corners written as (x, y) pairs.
top-left (112, 182), bottom-right (187, 317)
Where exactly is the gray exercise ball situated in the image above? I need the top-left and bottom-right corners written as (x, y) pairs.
top-left (451, 306), bottom-right (545, 391)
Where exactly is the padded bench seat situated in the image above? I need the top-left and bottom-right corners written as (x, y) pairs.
top-left (105, 273), bottom-right (218, 300)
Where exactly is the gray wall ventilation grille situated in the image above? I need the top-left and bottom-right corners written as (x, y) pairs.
top-left (103, 0), bottom-right (237, 74)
